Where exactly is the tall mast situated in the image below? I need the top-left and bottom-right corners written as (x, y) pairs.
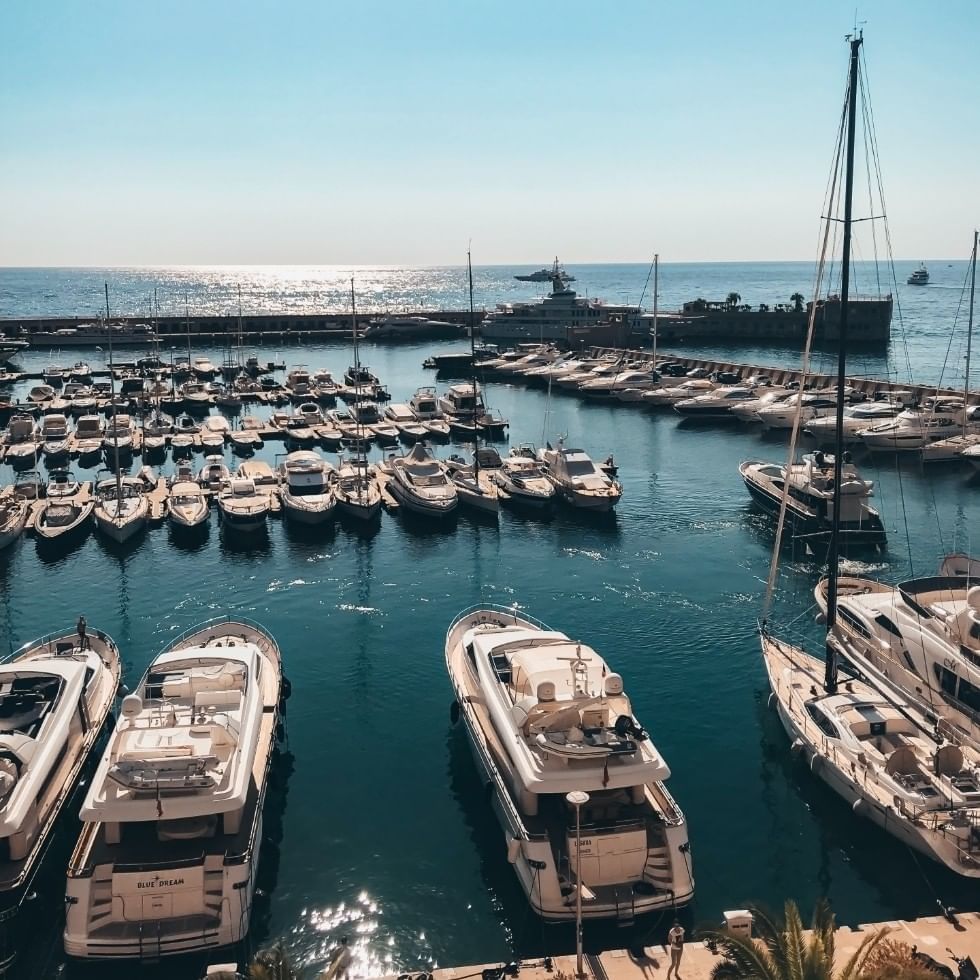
top-left (964, 231), bottom-right (977, 433)
top-left (351, 278), bottom-right (364, 502)
top-left (237, 283), bottom-right (244, 368)
top-left (824, 32), bottom-right (862, 695)
top-left (652, 253), bottom-right (659, 369)
top-left (469, 247), bottom-right (479, 480)
top-left (106, 282), bottom-right (122, 503)
top-left (185, 291), bottom-right (192, 364)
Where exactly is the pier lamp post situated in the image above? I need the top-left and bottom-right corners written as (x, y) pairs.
top-left (566, 790), bottom-right (590, 979)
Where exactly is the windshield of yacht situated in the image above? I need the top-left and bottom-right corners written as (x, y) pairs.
top-left (564, 459), bottom-right (599, 477)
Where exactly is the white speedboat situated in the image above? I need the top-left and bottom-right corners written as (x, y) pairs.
top-left (674, 386), bottom-right (757, 418)
top-left (192, 356), bottom-right (217, 379)
top-left (40, 413), bottom-right (71, 459)
top-left (0, 627), bottom-right (120, 970)
top-left (0, 496), bottom-right (29, 550)
top-left (388, 443), bottom-right (457, 518)
top-left (217, 478), bottom-right (270, 533)
top-left (278, 451), bottom-right (336, 524)
top-left (64, 618), bottom-right (284, 960)
top-left (335, 458), bottom-right (382, 522)
top-left (102, 414), bottom-right (134, 456)
top-left (641, 378), bottom-right (715, 407)
top-left (494, 454), bottom-right (556, 508)
top-left (74, 415), bottom-right (104, 459)
top-left (408, 387), bottom-right (450, 438)
top-left (446, 606), bottom-right (693, 920)
top-left (859, 403), bottom-right (965, 451)
top-left (579, 370), bottom-right (659, 399)
top-left (181, 381), bottom-right (212, 412)
top-left (384, 403), bottom-right (428, 442)
top-left (756, 391), bottom-right (838, 430)
top-left (168, 481), bottom-right (210, 530)
top-left (35, 471), bottom-right (92, 544)
top-left (538, 445), bottom-right (622, 511)
top-left (198, 455), bottom-right (230, 490)
top-left (803, 400), bottom-right (904, 444)
top-left (93, 476), bottom-right (149, 544)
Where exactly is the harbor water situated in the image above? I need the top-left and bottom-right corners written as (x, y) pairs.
top-left (0, 263), bottom-right (978, 978)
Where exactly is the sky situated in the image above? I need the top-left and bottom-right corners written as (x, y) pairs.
top-left (1, 1), bottom-right (978, 266)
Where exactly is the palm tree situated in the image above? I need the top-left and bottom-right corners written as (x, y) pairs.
top-left (790, 292), bottom-right (805, 313)
top-left (726, 291), bottom-right (741, 309)
top-left (702, 900), bottom-right (938, 980)
top-left (248, 943), bottom-right (298, 980)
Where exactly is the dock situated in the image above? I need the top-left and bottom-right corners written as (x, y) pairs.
top-left (371, 911), bottom-right (980, 980)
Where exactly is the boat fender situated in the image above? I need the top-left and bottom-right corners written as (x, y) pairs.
top-left (450, 700), bottom-right (461, 725)
top-left (280, 676), bottom-right (292, 702)
top-left (809, 752), bottom-right (823, 773)
top-left (790, 738), bottom-right (804, 754)
top-left (852, 799), bottom-right (866, 815)
top-left (506, 837), bottom-right (521, 864)
top-left (275, 720), bottom-right (286, 742)
top-left (117, 681), bottom-right (130, 697)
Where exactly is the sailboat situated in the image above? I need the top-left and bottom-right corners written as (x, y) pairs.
top-left (761, 35), bottom-right (980, 877)
top-left (335, 280), bottom-right (382, 522)
top-left (450, 250), bottom-right (499, 514)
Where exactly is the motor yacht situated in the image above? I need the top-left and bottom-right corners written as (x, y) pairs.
top-left (312, 369), bottom-right (339, 403)
top-left (278, 451), bottom-right (336, 524)
top-left (217, 479), bottom-right (270, 533)
top-left (579, 370), bottom-right (659, 399)
top-left (384, 403), bottom-right (428, 442)
top-left (757, 391), bottom-right (838, 430)
top-left (538, 445), bottom-right (622, 511)
top-left (192, 356), bottom-right (217, 379)
top-left (102, 414), bottom-right (134, 456)
top-left (804, 400), bottom-right (905, 444)
top-left (674, 386), bottom-right (758, 418)
top-left (335, 458), bottom-right (382, 521)
top-left (859, 401), bottom-right (968, 451)
top-left (0, 496), bottom-right (29, 550)
top-left (35, 472), bottom-right (93, 544)
top-left (907, 264), bottom-right (930, 285)
top-left (41, 413), bottom-right (71, 458)
top-left (286, 366), bottom-right (314, 401)
top-left (64, 618), bottom-right (283, 960)
top-left (93, 476), bottom-right (149, 544)
top-left (739, 450), bottom-right (886, 546)
top-left (438, 383), bottom-right (486, 418)
top-left (168, 481), bottom-right (210, 531)
top-left (181, 382), bottom-right (212, 413)
top-left (494, 454), bottom-right (556, 508)
top-left (388, 443), bottom-right (457, 518)
top-left (0, 627), bottom-right (120, 969)
top-left (641, 379), bottom-right (715, 407)
top-left (74, 415), bottom-right (104, 458)
top-left (446, 606), bottom-right (693, 920)
top-left (556, 359), bottom-right (623, 391)
top-left (198, 456), bottom-right (230, 491)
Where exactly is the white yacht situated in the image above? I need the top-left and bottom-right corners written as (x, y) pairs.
top-left (408, 387), bottom-right (451, 438)
top-left (481, 275), bottom-right (643, 344)
top-left (756, 391), bottom-right (838, 430)
top-left (907, 264), bottom-right (930, 285)
top-left (64, 618), bottom-right (284, 961)
top-left (641, 378), bottom-right (715, 407)
top-left (494, 454), bottom-right (556, 508)
top-left (278, 451), bottom-right (336, 524)
top-left (438, 383), bottom-right (486, 419)
top-left (859, 402), bottom-right (967, 451)
top-left (674, 386), bottom-right (758, 418)
top-left (362, 315), bottom-right (460, 339)
top-left (579, 369), bottom-right (659, 399)
top-left (198, 455), bottom-right (230, 491)
top-left (384, 403), bottom-right (428, 442)
top-left (192, 356), bottom-right (217, 379)
top-left (388, 443), bottom-right (458, 518)
top-left (0, 627), bottom-right (120, 971)
top-left (538, 445), bottom-right (622, 511)
top-left (446, 606), bottom-right (693, 920)
top-left (93, 476), bottom-right (149, 544)
top-left (217, 479), bottom-right (270, 533)
top-left (102, 414), bottom-right (134, 456)
top-left (168, 482), bottom-right (210, 531)
top-left (335, 458), bottom-right (382, 522)
top-left (803, 400), bottom-right (904, 444)
top-left (0, 496), bottom-right (30, 551)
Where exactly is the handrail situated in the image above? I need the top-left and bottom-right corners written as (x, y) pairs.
top-left (159, 615), bottom-right (278, 656)
top-left (447, 603), bottom-right (552, 637)
top-left (5, 626), bottom-right (119, 665)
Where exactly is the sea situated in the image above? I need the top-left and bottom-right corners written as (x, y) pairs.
top-left (0, 262), bottom-right (978, 979)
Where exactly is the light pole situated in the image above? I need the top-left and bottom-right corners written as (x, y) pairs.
top-left (566, 790), bottom-right (590, 978)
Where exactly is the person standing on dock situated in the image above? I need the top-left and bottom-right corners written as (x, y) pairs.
top-left (666, 921), bottom-right (685, 979)
top-left (76, 615), bottom-right (89, 650)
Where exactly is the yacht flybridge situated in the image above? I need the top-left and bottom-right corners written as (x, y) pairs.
top-left (0, 627), bottom-right (120, 969)
top-left (64, 618), bottom-right (284, 961)
top-left (446, 606), bottom-right (693, 921)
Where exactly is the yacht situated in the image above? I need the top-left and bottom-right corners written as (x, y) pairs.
top-left (538, 446), bottom-right (622, 511)
top-left (446, 606), bottom-right (693, 920)
top-left (181, 382), bottom-right (212, 413)
top-left (217, 478), bottom-right (270, 533)
top-left (335, 457), bottom-right (382, 522)
top-left (739, 451), bottom-right (886, 546)
top-left (93, 476), bottom-right (149, 544)
top-left (0, 496), bottom-right (30, 550)
top-left (579, 369), bottom-right (659, 399)
top-left (278, 451), bottom-right (336, 524)
top-left (384, 404), bottom-right (428, 442)
top-left (312, 369), bottom-right (339, 403)
top-left (641, 379), bottom-right (715, 407)
top-left (514, 257), bottom-right (575, 283)
top-left (102, 414), bottom-right (134, 456)
top-left (762, 630), bottom-right (980, 879)
top-left (41, 413), bottom-right (71, 458)
top-left (361, 315), bottom-right (460, 340)
top-left (0, 627), bottom-right (120, 969)
top-left (859, 401), bottom-right (967, 451)
top-left (286, 366), bottom-right (313, 401)
top-left (674, 386), bottom-right (758, 418)
top-left (168, 481), bottom-right (210, 531)
top-left (64, 618), bottom-right (284, 960)
top-left (494, 454), bottom-right (556, 508)
top-left (26, 322), bottom-right (158, 347)
top-left (388, 443), bottom-right (458, 518)
top-left (921, 432), bottom-right (980, 463)
top-left (448, 453), bottom-right (500, 514)
top-left (35, 471), bottom-right (93, 543)
top-left (74, 415), bottom-right (104, 458)
top-left (803, 400), bottom-right (905, 444)
top-left (757, 391), bottom-right (838, 430)
top-left (198, 455), bottom-right (230, 491)
top-left (483, 276), bottom-right (641, 344)
top-left (0, 339), bottom-right (29, 365)
top-left (907, 264), bottom-right (930, 285)
top-left (192, 356), bottom-right (217, 379)
top-left (438, 383), bottom-right (486, 418)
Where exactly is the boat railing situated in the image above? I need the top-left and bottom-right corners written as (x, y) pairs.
top-left (447, 603), bottom-right (552, 638)
top-left (4, 626), bottom-right (119, 664)
top-left (161, 616), bottom-right (279, 658)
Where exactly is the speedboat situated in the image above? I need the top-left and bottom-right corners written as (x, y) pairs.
top-left (278, 451), bottom-right (336, 524)
top-left (0, 496), bottom-right (29, 550)
top-left (388, 443), bottom-right (458, 518)
top-left (495, 454), bottom-right (556, 508)
top-left (538, 445), bottom-right (622, 511)
top-left (641, 378), bottom-right (715, 407)
top-left (40, 413), bottom-right (71, 458)
top-left (198, 455), bottom-right (230, 490)
top-left (859, 402), bottom-right (967, 451)
top-left (674, 386), bottom-right (757, 418)
top-left (326, 409), bottom-right (364, 445)
top-left (200, 415), bottom-right (229, 452)
top-left (907, 264), bottom-right (930, 285)
top-left (181, 381), bottom-right (212, 413)
top-left (35, 474), bottom-right (94, 543)
top-left (192, 356), bottom-right (217, 379)
top-left (64, 618), bottom-right (284, 960)
top-left (313, 369), bottom-right (339, 403)
top-left (286, 366), bottom-right (313, 400)
top-left (804, 400), bottom-right (904, 444)
top-left (408, 387), bottom-right (450, 437)
top-left (739, 450), bottom-right (886, 546)
top-left (217, 478), bottom-right (270, 533)
top-left (168, 481), bottom-right (210, 530)
top-left (27, 385), bottom-right (55, 404)
top-left (335, 457), bottom-right (382, 521)
top-left (757, 391), bottom-right (838, 430)
top-left (579, 370), bottom-right (659, 399)
top-left (45, 469), bottom-right (81, 498)
top-left (384, 403), bottom-right (428, 442)
top-left (446, 606), bottom-right (693, 919)
top-left (0, 627), bottom-right (120, 970)
top-left (74, 415), bottom-right (104, 459)
top-left (93, 476), bottom-right (148, 544)
top-left (101, 414), bottom-right (134, 456)
top-left (438, 383), bottom-right (485, 418)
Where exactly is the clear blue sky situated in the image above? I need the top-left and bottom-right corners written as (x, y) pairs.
top-left (1, 0), bottom-right (977, 265)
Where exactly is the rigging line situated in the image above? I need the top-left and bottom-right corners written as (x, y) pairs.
top-left (636, 253), bottom-right (657, 309)
top-left (858, 63), bottom-right (883, 299)
top-left (764, 95), bottom-right (847, 616)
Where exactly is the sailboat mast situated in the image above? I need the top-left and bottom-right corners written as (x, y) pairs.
top-left (824, 32), bottom-right (862, 694)
top-left (351, 278), bottom-right (364, 503)
top-left (185, 291), bottom-right (192, 364)
top-left (469, 248), bottom-right (479, 479)
top-left (652, 253), bottom-right (659, 369)
top-left (964, 230), bottom-right (977, 433)
top-left (237, 283), bottom-right (244, 368)
top-left (106, 282), bottom-right (122, 502)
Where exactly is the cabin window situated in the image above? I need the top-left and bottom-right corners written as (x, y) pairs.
top-left (839, 608), bottom-right (873, 640)
top-left (933, 664), bottom-right (959, 697)
top-left (958, 677), bottom-right (980, 714)
top-left (805, 703), bottom-right (839, 739)
top-left (873, 613), bottom-right (903, 638)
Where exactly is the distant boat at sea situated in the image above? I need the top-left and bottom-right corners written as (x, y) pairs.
top-left (514, 257), bottom-right (574, 283)
top-left (907, 264), bottom-right (930, 285)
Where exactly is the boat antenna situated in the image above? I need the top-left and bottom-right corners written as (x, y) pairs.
top-left (963, 230), bottom-right (977, 435)
top-left (106, 282), bottom-right (122, 504)
top-left (469, 245), bottom-right (479, 481)
top-left (824, 31), bottom-right (862, 696)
